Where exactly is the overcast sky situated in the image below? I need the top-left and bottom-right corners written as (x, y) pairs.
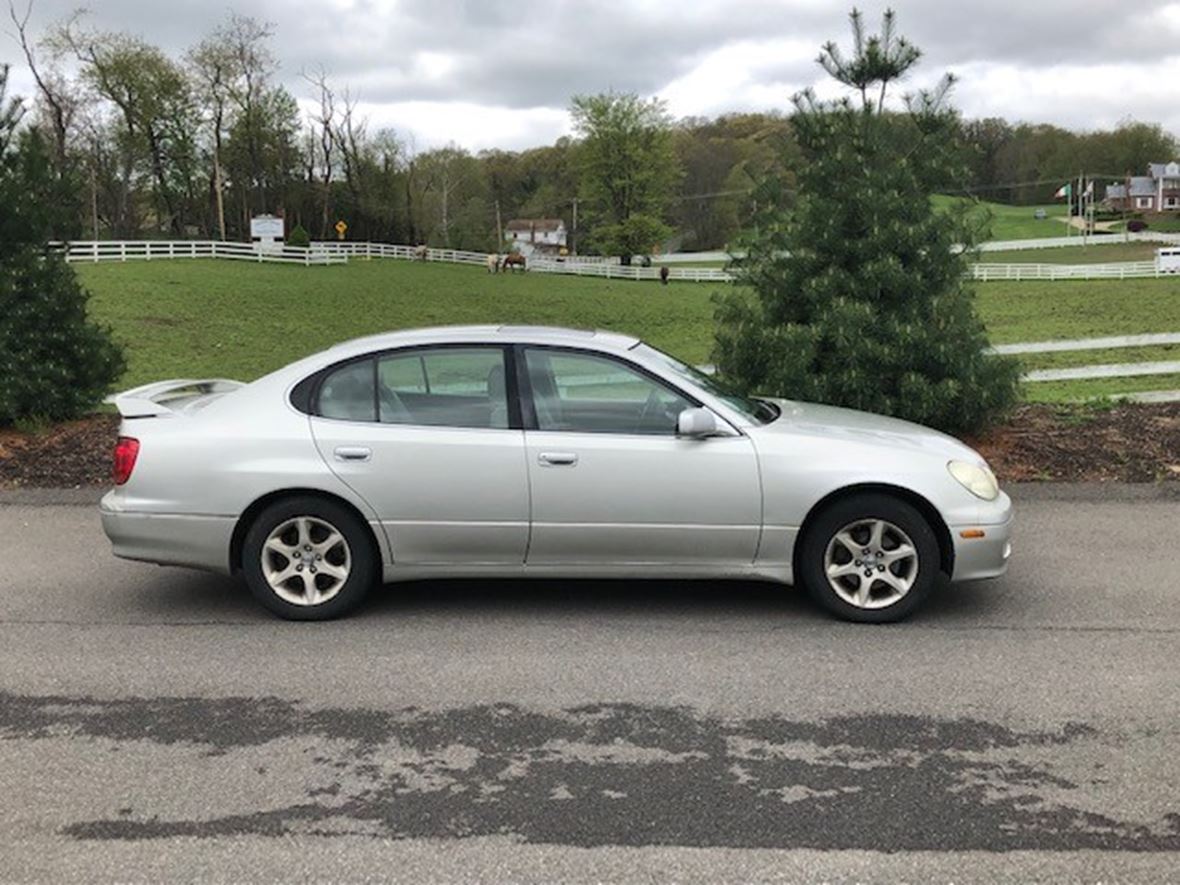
top-left (4, 0), bottom-right (1180, 151)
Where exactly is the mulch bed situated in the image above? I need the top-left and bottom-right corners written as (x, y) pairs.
top-left (969, 402), bottom-right (1180, 483)
top-left (0, 404), bottom-right (1178, 489)
top-left (0, 414), bottom-right (120, 488)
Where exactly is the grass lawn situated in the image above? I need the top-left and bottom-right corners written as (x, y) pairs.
top-left (78, 258), bottom-right (1180, 404)
top-left (932, 195), bottom-right (1068, 241)
top-left (80, 259), bottom-right (718, 388)
top-left (975, 277), bottom-right (1180, 344)
top-left (1025, 372), bottom-right (1180, 402)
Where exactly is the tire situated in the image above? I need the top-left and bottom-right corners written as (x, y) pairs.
top-left (241, 495), bottom-right (378, 620)
top-left (797, 492), bottom-right (940, 623)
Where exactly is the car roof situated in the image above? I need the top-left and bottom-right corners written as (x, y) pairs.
top-left (327, 324), bottom-right (641, 358)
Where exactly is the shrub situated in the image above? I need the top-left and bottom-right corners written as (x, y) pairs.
top-left (0, 66), bottom-right (125, 426)
top-left (286, 223), bottom-right (310, 248)
top-left (1126, 219), bottom-right (1148, 232)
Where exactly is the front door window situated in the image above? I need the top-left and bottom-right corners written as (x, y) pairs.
top-left (524, 349), bottom-right (691, 435)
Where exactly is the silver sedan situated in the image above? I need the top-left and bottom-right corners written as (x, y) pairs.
top-left (101, 325), bottom-right (1012, 622)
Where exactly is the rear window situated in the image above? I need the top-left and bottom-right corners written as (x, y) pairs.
top-left (317, 359), bottom-right (376, 422)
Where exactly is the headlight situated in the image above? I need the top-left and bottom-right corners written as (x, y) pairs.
top-left (948, 460), bottom-right (999, 500)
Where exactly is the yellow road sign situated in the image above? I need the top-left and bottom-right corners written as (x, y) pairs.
top-left (335, 220), bottom-right (348, 240)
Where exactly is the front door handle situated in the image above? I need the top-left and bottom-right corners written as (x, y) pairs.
top-left (334, 446), bottom-right (372, 462)
top-left (538, 451), bottom-right (578, 467)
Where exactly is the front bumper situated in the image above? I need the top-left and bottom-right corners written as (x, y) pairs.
top-left (949, 492), bottom-right (1013, 582)
top-left (101, 491), bottom-right (236, 574)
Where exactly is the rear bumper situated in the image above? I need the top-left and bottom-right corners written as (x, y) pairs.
top-left (950, 512), bottom-right (1013, 582)
top-left (101, 491), bottom-right (235, 574)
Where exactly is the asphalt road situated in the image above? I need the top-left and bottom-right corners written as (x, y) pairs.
top-left (1, 484), bottom-right (1178, 883)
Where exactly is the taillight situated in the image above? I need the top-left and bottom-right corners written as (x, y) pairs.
top-left (112, 437), bottom-right (140, 485)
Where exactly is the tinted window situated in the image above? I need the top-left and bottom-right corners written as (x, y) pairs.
top-left (378, 347), bottom-right (509, 429)
top-left (318, 359), bottom-right (376, 422)
top-left (525, 349), bottom-right (691, 434)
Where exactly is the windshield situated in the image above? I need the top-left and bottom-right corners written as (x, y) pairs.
top-left (633, 344), bottom-right (779, 425)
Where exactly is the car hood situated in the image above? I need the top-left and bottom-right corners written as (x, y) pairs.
top-left (753, 398), bottom-right (982, 462)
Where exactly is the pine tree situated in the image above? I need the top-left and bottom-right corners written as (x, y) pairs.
top-left (714, 10), bottom-right (1019, 434)
top-left (0, 66), bottom-right (125, 425)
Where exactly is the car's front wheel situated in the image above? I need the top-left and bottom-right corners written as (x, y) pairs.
top-left (797, 493), bottom-right (940, 623)
top-left (242, 496), bottom-right (377, 620)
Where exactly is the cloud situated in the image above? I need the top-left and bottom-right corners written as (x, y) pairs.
top-left (3, 0), bottom-right (1179, 149)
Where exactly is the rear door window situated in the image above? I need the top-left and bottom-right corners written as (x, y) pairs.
top-left (378, 347), bottom-right (510, 429)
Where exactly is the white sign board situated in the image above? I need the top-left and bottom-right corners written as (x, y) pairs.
top-left (250, 215), bottom-right (285, 240)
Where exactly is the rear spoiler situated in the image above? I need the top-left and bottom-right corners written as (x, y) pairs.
top-left (105, 378), bottom-right (245, 417)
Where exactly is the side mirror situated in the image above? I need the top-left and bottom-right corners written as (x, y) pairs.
top-left (677, 407), bottom-right (721, 438)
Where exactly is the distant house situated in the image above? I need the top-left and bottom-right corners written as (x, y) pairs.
top-left (1104, 161), bottom-right (1180, 212)
top-left (504, 218), bottom-right (567, 251)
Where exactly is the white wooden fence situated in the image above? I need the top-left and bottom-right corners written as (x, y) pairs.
top-left (1000, 333), bottom-right (1180, 402)
top-left (973, 231), bottom-right (1180, 253)
top-left (56, 238), bottom-right (1180, 282)
top-left (969, 261), bottom-right (1174, 281)
top-left (527, 258), bottom-right (732, 282)
top-left (60, 240), bottom-right (346, 266)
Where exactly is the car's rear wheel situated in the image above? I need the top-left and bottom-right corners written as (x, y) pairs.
top-left (797, 493), bottom-right (940, 623)
top-left (242, 496), bottom-right (377, 620)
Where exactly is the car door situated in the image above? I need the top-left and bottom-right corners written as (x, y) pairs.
top-left (519, 346), bottom-right (761, 566)
top-left (309, 345), bottom-right (529, 565)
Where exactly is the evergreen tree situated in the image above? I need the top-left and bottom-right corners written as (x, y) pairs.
top-left (0, 66), bottom-right (125, 425)
top-left (286, 223), bottom-right (310, 248)
top-left (714, 9), bottom-right (1019, 434)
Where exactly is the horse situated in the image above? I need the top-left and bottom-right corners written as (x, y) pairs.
top-left (501, 253), bottom-right (526, 273)
top-left (659, 265), bottom-right (670, 285)
top-left (414, 244), bottom-right (429, 261)
top-left (486, 253), bottom-right (500, 273)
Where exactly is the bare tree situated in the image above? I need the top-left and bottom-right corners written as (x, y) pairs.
top-left (334, 86), bottom-right (366, 215)
top-left (303, 66), bottom-right (336, 238)
top-left (188, 35), bottom-right (236, 239)
top-left (7, 0), bottom-right (76, 173)
top-left (222, 13), bottom-right (276, 214)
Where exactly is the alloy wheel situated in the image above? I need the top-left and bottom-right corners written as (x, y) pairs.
top-left (823, 517), bottom-right (918, 609)
top-left (260, 516), bottom-right (352, 606)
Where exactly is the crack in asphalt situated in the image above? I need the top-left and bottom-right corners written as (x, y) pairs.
top-left (2, 692), bottom-right (1177, 851)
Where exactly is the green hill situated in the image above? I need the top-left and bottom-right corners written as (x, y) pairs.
top-left (932, 195), bottom-right (1069, 241)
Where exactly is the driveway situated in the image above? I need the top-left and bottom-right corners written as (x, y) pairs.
top-left (1, 484), bottom-right (1178, 881)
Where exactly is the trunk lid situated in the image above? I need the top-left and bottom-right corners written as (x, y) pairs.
top-left (105, 379), bottom-right (246, 418)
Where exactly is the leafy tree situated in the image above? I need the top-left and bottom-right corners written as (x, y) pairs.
top-left (63, 26), bottom-right (199, 235)
top-left (570, 92), bottom-right (680, 263)
top-left (0, 66), bottom-right (124, 425)
top-left (714, 9), bottom-right (1020, 435)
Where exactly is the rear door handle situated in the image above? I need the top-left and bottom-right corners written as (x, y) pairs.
top-left (538, 451), bottom-right (578, 466)
top-left (334, 446), bottom-right (372, 462)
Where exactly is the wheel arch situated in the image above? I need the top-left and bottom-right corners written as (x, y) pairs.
top-left (795, 483), bottom-right (954, 578)
top-left (229, 488), bottom-right (384, 574)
